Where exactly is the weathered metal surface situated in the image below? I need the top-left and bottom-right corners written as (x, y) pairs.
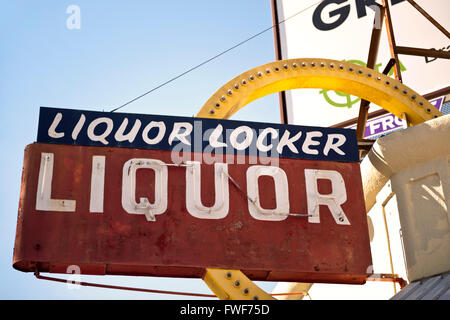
top-left (13, 142), bottom-right (371, 284)
top-left (391, 272), bottom-right (450, 300)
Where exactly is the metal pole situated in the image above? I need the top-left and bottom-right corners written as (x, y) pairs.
top-left (396, 46), bottom-right (450, 60)
top-left (406, 0), bottom-right (450, 39)
top-left (382, 0), bottom-right (403, 82)
top-left (356, 5), bottom-right (385, 150)
top-left (271, 0), bottom-right (289, 124)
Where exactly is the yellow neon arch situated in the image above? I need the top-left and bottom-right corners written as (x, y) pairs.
top-left (199, 59), bottom-right (442, 300)
top-left (197, 58), bottom-right (441, 125)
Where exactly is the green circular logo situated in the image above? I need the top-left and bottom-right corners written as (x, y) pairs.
top-left (319, 59), bottom-right (406, 109)
top-left (319, 59), bottom-right (364, 109)
top-left (319, 89), bottom-right (361, 108)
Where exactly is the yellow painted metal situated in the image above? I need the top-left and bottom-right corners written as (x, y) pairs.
top-left (197, 58), bottom-right (442, 125)
top-left (203, 268), bottom-right (275, 300)
top-left (199, 58), bottom-right (442, 300)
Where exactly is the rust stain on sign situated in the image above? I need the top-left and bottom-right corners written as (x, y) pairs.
top-left (13, 143), bottom-right (371, 284)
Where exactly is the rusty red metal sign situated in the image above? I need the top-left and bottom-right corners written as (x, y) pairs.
top-left (13, 108), bottom-right (372, 284)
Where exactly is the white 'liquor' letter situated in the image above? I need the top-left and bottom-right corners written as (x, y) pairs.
top-left (36, 153), bottom-right (76, 212)
top-left (185, 161), bottom-right (229, 219)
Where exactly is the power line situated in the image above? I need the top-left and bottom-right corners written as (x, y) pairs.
top-left (110, 1), bottom-right (323, 113)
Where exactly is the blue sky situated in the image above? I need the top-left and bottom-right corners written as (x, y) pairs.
top-left (0, 1), bottom-right (283, 299)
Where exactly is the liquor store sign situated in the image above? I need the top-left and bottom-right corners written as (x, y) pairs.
top-left (13, 107), bottom-right (371, 284)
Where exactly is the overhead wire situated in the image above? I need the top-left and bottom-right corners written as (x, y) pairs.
top-left (110, 0), bottom-right (324, 113)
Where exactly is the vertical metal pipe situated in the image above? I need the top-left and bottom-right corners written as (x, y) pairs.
top-left (356, 4), bottom-right (385, 156)
top-left (271, 0), bottom-right (289, 124)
